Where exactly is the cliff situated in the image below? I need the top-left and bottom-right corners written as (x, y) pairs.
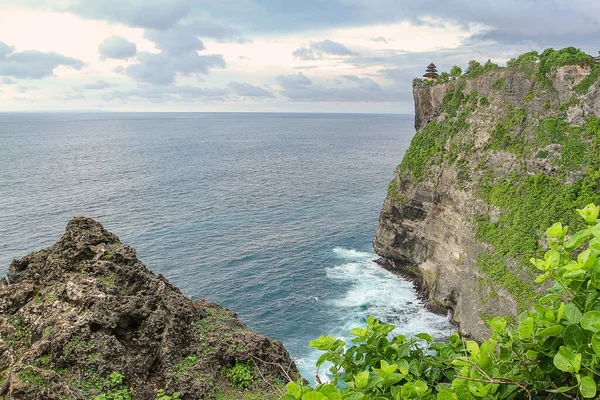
top-left (374, 50), bottom-right (600, 339)
top-left (0, 217), bottom-right (299, 399)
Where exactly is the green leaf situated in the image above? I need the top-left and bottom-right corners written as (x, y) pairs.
top-left (381, 373), bottom-right (405, 388)
top-left (535, 271), bottom-right (551, 283)
top-left (537, 325), bottom-right (564, 337)
top-left (581, 311), bottom-right (600, 332)
top-left (563, 303), bottom-right (583, 324)
top-left (286, 382), bottom-right (301, 398)
top-left (577, 204), bottom-right (600, 224)
top-left (354, 371), bottom-right (369, 389)
top-left (349, 328), bottom-right (365, 337)
top-left (564, 269), bottom-right (586, 278)
top-left (416, 333), bottom-right (433, 342)
top-left (302, 393), bottom-right (327, 400)
top-left (566, 229), bottom-right (593, 250)
top-left (436, 389), bottom-right (458, 400)
top-left (546, 222), bottom-right (565, 238)
top-left (564, 324), bottom-right (586, 351)
top-left (557, 302), bottom-right (565, 323)
top-left (468, 380), bottom-right (491, 397)
top-left (580, 376), bottom-right (597, 399)
top-left (466, 340), bottom-right (480, 356)
top-left (553, 346), bottom-right (581, 373)
top-left (316, 353), bottom-right (329, 367)
top-left (413, 380), bottom-right (428, 396)
top-left (397, 359), bottom-right (409, 375)
top-left (341, 393), bottom-right (364, 400)
top-left (518, 317), bottom-right (534, 339)
top-left (390, 386), bottom-right (402, 400)
top-left (487, 317), bottom-right (507, 333)
top-left (591, 332), bottom-right (600, 356)
top-left (317, 385), bottom-right (336, 395)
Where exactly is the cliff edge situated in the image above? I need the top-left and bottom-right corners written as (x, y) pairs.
top-left (0, 217), bottom-right (298, 399)
top-left (374, 49), bottom-right (600, 339)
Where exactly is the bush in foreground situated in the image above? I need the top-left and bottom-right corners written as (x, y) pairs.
top-left (283, 204), bottom-right (600, 399)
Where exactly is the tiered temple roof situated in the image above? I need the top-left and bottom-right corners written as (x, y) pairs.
top-left (423, 63), bottom-right (439, 79)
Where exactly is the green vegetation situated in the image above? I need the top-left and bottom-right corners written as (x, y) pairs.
top-left (92, 372), bottom-right (132, 400)
top-left (475, 116), bottom-right (600, 308)
top-left (171, 355), bottom-right (201, 383)
top-left (402, 48), bottom-right (600, 328)
top-left (506, 50), bottom-right (540, 68)
top-left (450, 65), bottom-right (462, 79)
top-left (491, 77), bottom-right (506, 91)
top-left (387, 179), bottom-right (404, 203)
top-left (441, 82), bottom-right (467, 118)
top-left (97, 274), bottom-right (115, 288)
top-left (399, 84), bottom-right (481, 182)
top-left (559, 97), bottom-right (580, 112)
top-left (284, 207), bottom-right (600, 399)
top-left (485, 107), bottom-right (527, 155)
top-left (505, 47), bottom-right (598, 90)
top-left (536, 150), bottom-right (550, 159)
top-left (466, 59), bottom-right (501, 78)
top-left (62, 335), bottom-right (93, 360)
top-left (575, 66), bottom-right (600, 95)
top-left (223, 362), bottom-right (254, 389)
top-left (18, 367), bottom-right (49, 388)
top-left (155, 389), bottom-right (181, 400)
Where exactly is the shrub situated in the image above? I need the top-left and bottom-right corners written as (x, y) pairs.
top-left (283, 205), bottom-right (600, 399)
top-left (224, 362), bottom-right (253, 389)
top-left (450, 65), bottom-right (462, 78)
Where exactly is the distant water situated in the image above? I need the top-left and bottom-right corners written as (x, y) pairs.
top-left (0, 112), bottom-right (454, 382)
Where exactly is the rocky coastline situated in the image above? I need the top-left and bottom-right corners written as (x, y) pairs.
top-left (0, 217), bottom-right (299, 399)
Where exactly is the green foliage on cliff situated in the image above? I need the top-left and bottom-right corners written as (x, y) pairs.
top-left (475, 116), bottom-right (600, 309)
top-left (286, 207), bottom-right (600, 399)
top-left (574, 66), bottom-right (600, 95)
top-left (504, 47), bottom-right (598, 91)
top-left (400, 47), bottom-right (600, 333)
top-left (387, 178), bottom-right (405, 203)
top-left (485, 107), bottom-right (527, 155)
top-left (466, 60), bottom-right (501, 78)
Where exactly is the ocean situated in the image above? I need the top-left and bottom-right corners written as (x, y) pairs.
top-left (0, 112), bottom-right (454, 382)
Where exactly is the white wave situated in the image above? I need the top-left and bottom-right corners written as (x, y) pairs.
top-left (300, 247), bottom-right (455, 385)
top-left (332, 247), bottom-right (373, 260)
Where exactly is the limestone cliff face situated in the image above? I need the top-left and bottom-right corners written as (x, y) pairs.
top-left (375, 62), bottom-right (600, 339)
top-left (0, 217), bottom-right (298, 399)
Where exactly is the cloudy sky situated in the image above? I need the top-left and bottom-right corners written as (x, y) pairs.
top-left (0, 1), bottom-right (598, 113)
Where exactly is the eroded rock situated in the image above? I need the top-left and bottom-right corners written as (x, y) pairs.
top-left (0, 217), bottom-right (299, 399)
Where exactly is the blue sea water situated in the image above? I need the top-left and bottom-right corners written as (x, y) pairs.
top-left (0, 112), bottom-right (454, 382)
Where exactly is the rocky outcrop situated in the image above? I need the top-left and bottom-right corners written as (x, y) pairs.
top-left (0, 217), bottom-right (298, 399)
top-left (375, 59), bottom-right (600, 339)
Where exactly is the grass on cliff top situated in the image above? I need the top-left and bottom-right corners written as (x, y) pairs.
top-left (506, 47), bottom-right (600, 92)
top-left (426, 47), bottom-right (599, 95)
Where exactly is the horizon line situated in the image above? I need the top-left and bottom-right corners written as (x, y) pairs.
top-left (0, 110), bottom-right (413, 116)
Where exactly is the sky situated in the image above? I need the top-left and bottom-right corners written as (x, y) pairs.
top-left (0, 0), bottom-right (599, 113)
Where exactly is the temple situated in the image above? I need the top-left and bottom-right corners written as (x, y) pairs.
top-left (423, 63), bottom-right (439, 82)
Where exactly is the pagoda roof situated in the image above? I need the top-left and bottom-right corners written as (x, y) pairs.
top-left (423, 72), bottom-right (439, 78)
top-left (427, 63), bottom-right (437, 68)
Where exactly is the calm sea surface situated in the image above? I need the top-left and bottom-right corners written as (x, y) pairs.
top-left (0, 112), bottom-right (453, 382)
